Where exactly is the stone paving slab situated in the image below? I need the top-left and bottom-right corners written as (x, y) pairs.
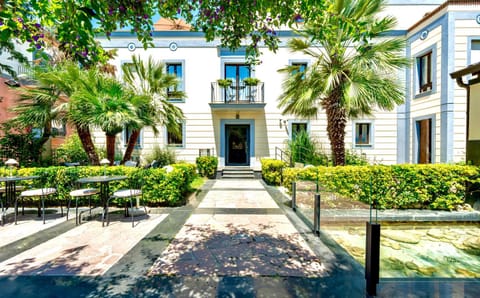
top-left (147, 179), bottom-right (326, 278)
top-left (1, 212), bottom-right (67, 247)
top-left (149, 218), bottom-right (325, 277)
top-left (0, 213), bottom-right (167, 276)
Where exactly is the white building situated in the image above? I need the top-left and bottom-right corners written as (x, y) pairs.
top-left (6, 0), bottom-right (480, 168)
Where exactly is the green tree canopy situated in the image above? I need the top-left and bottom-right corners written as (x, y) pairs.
top-left (0, 0), bottom-right (326, 73)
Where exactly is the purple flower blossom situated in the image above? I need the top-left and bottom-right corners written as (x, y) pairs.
top-left (35, 23), bottom-right (41, 28)
top-left (35, 43), bottom-right (42, 49)
top-left (33, 35), bottom-right (39, 41)
top-left (143, 14), bottom-right (149, 19)
top-left (17, 17), bottom-right (23, 23)
top-left (0, 20), bottom-right (3, 26)
top-left (119, 5), bottom-right (125, 12)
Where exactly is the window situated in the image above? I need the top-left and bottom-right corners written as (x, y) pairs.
top-left (291, 122), bottom-right (308, 140)
top-left (166, 62), bottom-right (184, 100)
top-left (471, 40), bottom-right (480, 64)
top-left (51, 121), bottom-right (66, 137)
top-left (291, 62), bottom-right (307, 79)
top-left (167, 122), bottom-right (184, 147)
top-left (123, 127), bottom-right (141, 148)
top-left (354, 122), bottom-right (372, 147)
top-left (417, 51), bottom-right (432, 93)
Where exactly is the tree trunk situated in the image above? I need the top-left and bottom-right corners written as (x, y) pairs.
top-left (76, 125), bottom-right (99, 165)
top-left (325, 88), bottom-right (347, 166)
top-left (121, 129), bottom-right (140, 165)
top-left (106, 134), bottom-right (116, 165)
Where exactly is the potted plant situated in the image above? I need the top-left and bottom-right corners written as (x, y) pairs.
top-left (243, 77), bottom-right (260, 86)
top-left (217, 78), bottom-right (233, 88)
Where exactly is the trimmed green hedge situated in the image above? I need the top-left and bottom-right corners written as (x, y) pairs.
top-left (261, 158), bottom-right (286, 185)
top-left (2, 163), bottom-right (197, 207)
top-left (277, 164), bottom-right (480, 210)
top-left (196, 156), bottom-right (218, 178)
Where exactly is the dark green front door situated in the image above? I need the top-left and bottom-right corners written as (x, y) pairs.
top-left (226, 125), bottom-right (249, 166)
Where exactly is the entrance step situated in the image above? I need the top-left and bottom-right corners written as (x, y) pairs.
top-left (221, 167), bottom-right (256, 179)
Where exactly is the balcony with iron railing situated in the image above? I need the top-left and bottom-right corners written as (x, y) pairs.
top-left (210, 82), bottom-right (266, 109)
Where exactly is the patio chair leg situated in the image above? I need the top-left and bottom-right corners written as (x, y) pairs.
top-left (42, 196), bottom-right (45, 224)
top-left (130, 198), bottom-right (134, 228)
top-left (75, 198), bottom-right (79, 225)
top-left (14, 198), bottom-right (18, 225)
top-left (66, 197), bottom-right (72, 221)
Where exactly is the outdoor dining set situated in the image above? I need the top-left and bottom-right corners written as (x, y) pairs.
top-left (0, 158), bottom-right (147, 228)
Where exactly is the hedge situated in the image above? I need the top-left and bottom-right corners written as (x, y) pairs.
top-left (1, 163), bottom-right (197, 207)
top-left (261, 158), bottom-right (286, 185)
top-left (274, 164), bottom-right (480, 210)
top-left (196, 156), bottom-right (218, 178)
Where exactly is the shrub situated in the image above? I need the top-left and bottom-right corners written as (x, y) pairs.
top-left (196, 156), bottom-right (218, 178)
top-left (261, 158), bottom-right (286, 185)
top-left (14, 163), bottom-right (197, 207)
top-left (145, 145), bottom-right (177, 167)
top-left (54, 134), bottom-right (89, 165)
top-left (288, 130), bottom-right (330, 166)
top-left (281, 164), bottom-right (480, 210)
top-left (345, 150), bottom-right (369, 166)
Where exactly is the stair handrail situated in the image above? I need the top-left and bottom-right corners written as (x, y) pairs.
top-left (275, 147), bottom-right (292, 167)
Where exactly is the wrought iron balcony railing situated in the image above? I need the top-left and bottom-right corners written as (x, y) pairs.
top-left (211, 82), bottom-right (264, 104)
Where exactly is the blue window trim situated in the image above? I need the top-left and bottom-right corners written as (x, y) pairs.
top-left (164, 59), bottom-right (186, 102)
top-left (467, 36), bottom-right (480, 66)
top-left (352, 120), bottom-right (374, 149)
top-left (413, 44), bottom-right (437, 99)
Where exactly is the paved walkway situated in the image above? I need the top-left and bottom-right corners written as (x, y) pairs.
top-left (0, 178), bottom-right (479, 297)
top-left (149, 179), bottom-right (324, 277)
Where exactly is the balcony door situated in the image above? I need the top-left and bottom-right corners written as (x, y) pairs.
top-left (225, 64), bottom-right (250, 102)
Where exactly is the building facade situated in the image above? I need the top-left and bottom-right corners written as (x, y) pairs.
top-left (3, 0), bottom-right (480, 167)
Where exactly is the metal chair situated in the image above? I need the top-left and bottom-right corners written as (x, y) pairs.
top-left (0, 185), bottom-right (25, 225)
top-left (67, 183), bottom-right (99, 225)
top-left (19, 173), bottom-right (58, 224)
top-left (106, 171), bottom-right (146, 227)
top-left (124, 160), bottom-right (138, 167)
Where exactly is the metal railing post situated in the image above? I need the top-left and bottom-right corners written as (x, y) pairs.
top-left (313, 193), bottom-right (320, 236)
top-left (292, 181), bottom-right (296, 211)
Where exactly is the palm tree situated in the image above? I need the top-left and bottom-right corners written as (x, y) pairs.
top-left (278, 0), bottom-right (409, 166)
top-left (120, 55), bottom-right (184, 164)
top-left (71, 68), bottom-right (145, 164)
top-left (11, 63), bottom-right (100, 165)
